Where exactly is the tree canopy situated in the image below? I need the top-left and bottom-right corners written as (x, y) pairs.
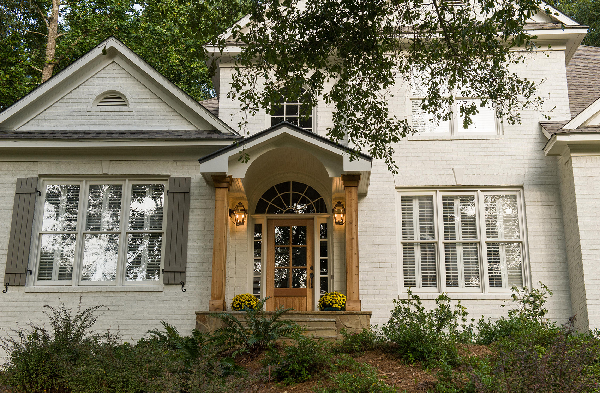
top-left (547, 0), bottom-right (600, 47)
top-left (0, 0), bottom-right (249, 111)
top-left (224, 0), bottom-right (559, 171)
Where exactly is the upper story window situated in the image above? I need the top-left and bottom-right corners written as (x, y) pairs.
top-left (270, 92), bottom-right (313, 132)
top-left (410, 79), bottom-right (498, 136)
top-left (34, 179), bottom-right (165, 286)
top-left (399, 189), bottom-right (527, 292)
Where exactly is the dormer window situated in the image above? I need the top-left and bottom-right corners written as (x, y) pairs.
top-left (93, 91), bottom-right (129, 109)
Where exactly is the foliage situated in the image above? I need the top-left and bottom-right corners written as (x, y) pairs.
top-left (317, 356), bottom-right (397, 393)
top-left (318, 291), bottom-right (347, 311)
top-left (265, 336), bottom-right (332, 384)
top-left (380, 289), bottom-right (471, 366)
top-left (231, 293), bottom-right (259, 310)
top-left (476, 283), bottom-right (560, 346)
top-left (0, 0), bottom-right (251, 111)
top-left (225, 0), bottom-right (549, 172)
top-left (335, 328), bottom-right (378, 355)
top-left (148, 321), bottom-right (208, 367)
top-left (0, 304), bottom-right (110, 392)
top-left (211, 298), bottom-right (301, 355)
top-left (546, 0), bottom-right (600, 47)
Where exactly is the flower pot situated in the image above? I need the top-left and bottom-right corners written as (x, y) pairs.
top-left (323, 306), bottom-right (342, 311)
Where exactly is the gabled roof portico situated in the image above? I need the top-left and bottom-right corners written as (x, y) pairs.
top-left (199, 123), bottom-right (372, 312)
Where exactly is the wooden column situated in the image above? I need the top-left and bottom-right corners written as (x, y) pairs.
top-left (342, 174), bottom-right (361, 311)
top-left (209, 175), bottom-right (231, 311)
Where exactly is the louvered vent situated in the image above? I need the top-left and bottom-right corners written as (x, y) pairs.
top-left (97, 93), bottom-right (128, 107)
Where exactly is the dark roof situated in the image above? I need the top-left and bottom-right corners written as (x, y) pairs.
top-left (198, 121), bottom-right (372, 164)
top-left (199, 97), bottom-right (219, 117)
top-left (0, 130), bottom-right (240, 140)
top-left (566, 45), bottom-right (600, 118)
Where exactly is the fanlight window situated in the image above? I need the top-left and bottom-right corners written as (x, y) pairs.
top-left (255, 181), bottom-right (327, 214)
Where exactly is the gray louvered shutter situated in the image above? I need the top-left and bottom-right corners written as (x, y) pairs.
top-left (5, 178), bottom-right (38, 286)
top-left (163, 177), bottom-right (191, 285)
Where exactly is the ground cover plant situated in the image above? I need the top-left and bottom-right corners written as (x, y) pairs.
top-left (1, 286), bottom-right (599, 393)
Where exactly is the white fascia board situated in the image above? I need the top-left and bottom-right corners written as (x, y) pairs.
top-left (539, 2), bottom-right (580, 26)
top-left (564, 97), bottom-right (600, 130)
top-left (0, 139), bottom-right (233, 149)
top-left (0, 42), bottom-right (114, 128)
top-left (199, 127), bottom-right (371, 175)
top-left (544, 133), bottom-right (600, 156)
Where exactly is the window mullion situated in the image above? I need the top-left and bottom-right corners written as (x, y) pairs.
top-left (436, 191), bottom-right (444, 292)
top-left (118, 180), bottom-right (131, 286)
top-left (74, 181), bottom-right (88, 285)
top-left (478, 191), bottom-right (488, 293)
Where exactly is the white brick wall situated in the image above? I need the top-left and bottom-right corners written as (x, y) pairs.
top-left (218, 49), bottom-right (574, 327)
top-left (0, 160), bottom-right (214, 359)
top-left (558, 153), bottom-right (600, 330)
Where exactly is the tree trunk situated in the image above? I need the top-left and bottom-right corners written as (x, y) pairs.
top-left (41, 0), bottom-right (60, 83)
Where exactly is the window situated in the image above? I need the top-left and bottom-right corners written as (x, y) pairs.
top-left (270, 95), bottom-right (313, 132)
top-left (399, 189), bottom-right (527, 292)
top-left (410, 79), bottom-right (497, 135)
top-left (34, 180), bottom-right (166, 285)
top-left (255, 181), bottom-right (327, 214)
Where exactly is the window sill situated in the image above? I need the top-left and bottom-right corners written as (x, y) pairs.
top-left (406, 134), bottom-right (502, 141)
top-left (398, 292), bottom-right (513, 300)
top-left (25, 286), bottom-right (163, 293)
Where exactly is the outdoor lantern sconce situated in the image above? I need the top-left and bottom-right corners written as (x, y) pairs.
top-left (230, 202), bottom-right (247, 226)
top-left (333, 201), bottom-right (346, 225)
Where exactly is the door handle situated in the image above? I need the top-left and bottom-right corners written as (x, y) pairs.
top-left (310, 272), bottom-right (314, 288)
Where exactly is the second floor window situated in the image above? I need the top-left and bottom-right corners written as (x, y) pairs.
top-left (270, 95), bottom-right (313, 132)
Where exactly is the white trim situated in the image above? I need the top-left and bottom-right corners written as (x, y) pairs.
top-left (396, 188), bottom-right (529, 294)
top-left (563, 97), bottom-right (600, 130)
top-left (30, 178), bottom-right (168, 288)
top-left (539, 2), bottom-right (581, 26)
top-left (544, 133), bottom-right (600, 156)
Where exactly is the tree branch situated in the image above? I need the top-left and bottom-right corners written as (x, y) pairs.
top-left (25, 30), bottom-right (47, 37)
top-left (431, 0), bottom-right (460, 58)
top-left (28, 64), bottom-right (43, 73)
top-left (32, 3), bottom-right (49, 29)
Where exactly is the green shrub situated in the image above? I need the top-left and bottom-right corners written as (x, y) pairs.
top-left (380, 289), bottom-right (471, 366)
top-left (467, 331), bottom-right (600, 392)
top-left (0, 304), bottom-right (111, 392)
top-left (211, 297), bottom-right (301, 355)
top-left (335, 328), bottom-right (377, 355)
top-left (148, 321), bottom-right (208, 366)
top-left (316, 360), bottom-right (396, 393)
top-left (476, 283), bottom-right (560, 346)
top-left (265, 336), bottom-right (332, 384)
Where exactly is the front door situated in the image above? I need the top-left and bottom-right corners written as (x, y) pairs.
top-left (266, 219), bottom-right (314, 311)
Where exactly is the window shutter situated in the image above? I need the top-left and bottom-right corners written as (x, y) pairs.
top-left (5, 178), bottom-right (38, 286)
top-left (163, 177), bottom-right (191, 285)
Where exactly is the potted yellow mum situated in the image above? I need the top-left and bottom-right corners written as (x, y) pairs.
top-left (231, 293), bottom-right (259, 311)
top-left (318, 291), bottom-right (346, 311)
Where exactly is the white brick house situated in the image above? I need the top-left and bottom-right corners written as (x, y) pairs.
top-left (0, 4), bottom-right (597, 344)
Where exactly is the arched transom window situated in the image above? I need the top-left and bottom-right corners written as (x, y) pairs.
top-left (255, 181), bottom-right (327, 214)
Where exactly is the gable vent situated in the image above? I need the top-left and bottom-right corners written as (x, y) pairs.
top-left (97, 93), bottom-right (128, 107)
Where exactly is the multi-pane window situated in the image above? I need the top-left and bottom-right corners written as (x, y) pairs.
top-left (399, 190), bottom-right (527, 291)
top-left (253, 223), bottom-right (262, 297)
top-left (35, 180), bottom-right (166, 285)
top-left (319, 222), bottom-right (330, 295)
top-left (270, 97), bottom-right (313, 132)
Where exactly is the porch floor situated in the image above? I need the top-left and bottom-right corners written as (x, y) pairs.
top-left (195, 310), bottom-right (372, 340)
